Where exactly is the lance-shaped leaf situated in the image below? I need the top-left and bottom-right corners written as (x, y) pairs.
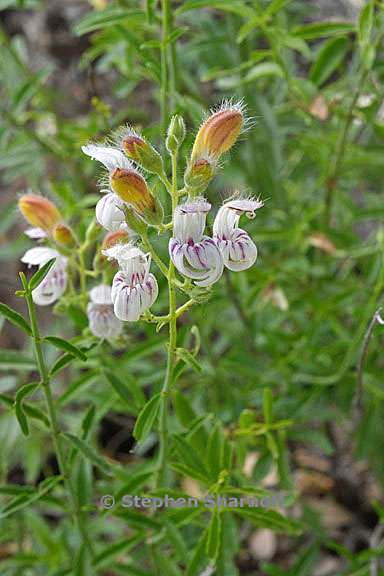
top-left (44, 336), bottom-right (87, 361)
top-left (0, 302), bottom-right (32, 335)
top-left (29, 258), bottom-right (56, 291)
top-left (64, 433), bottom-right (112, 476)
top-left (133, 393), bottom-right (161, 442)
top-left (14, 382), bottom-right (40, 436)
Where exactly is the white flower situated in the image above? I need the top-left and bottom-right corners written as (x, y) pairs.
top-left (213, 198), bottom-right (263, 271)
top-left (87, 284), bottom-right (123, 339)
top-left (95, 191), bottom-right (126, 232)
top-left (21, 247), bottom-right (68, 306)
top-left (82, 144), bottom-right (132, 172)
top-left (103, 244), bottom-right (158, 322)
top-left (169, 198), bottom-right (223, 287)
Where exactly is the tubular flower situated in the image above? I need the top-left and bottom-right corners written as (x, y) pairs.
top-left (103, 244), bottom-right (158, 322)
top-left (82, 143), bottom-right (161, 224)
top-left (191, 100), bottom-right (245, 163)
top-left (19, 194), bottom-right (61, 234)
top-left (21, 247), bottom-right (68, 306)
top-left (95, 192), bottom-right (126, 232)
top-left (87, 285), bottom-right (122, 339)
top-left (213, 198), bottom-right (263, 271)
top-left (169, 199), bottom-right (223, 287)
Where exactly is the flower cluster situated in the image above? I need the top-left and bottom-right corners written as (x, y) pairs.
top-left (18, 101), bottom-right (263, 340)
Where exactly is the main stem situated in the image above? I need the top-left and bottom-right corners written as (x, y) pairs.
top-left (160, 0), bottom-right (176, 134)
top-left (25, 291), bottom-right (93, 556)
top-left (156, 151), bottom-right (178, 487)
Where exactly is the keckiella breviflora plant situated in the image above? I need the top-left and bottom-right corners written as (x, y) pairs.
top-left (17, 101), bottom-right (263, 494)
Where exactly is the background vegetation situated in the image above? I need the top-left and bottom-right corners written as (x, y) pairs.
top-left (0, 0), bottom-right (384, 574)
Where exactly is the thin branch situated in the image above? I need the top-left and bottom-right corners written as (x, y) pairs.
top-left (352, 307), bottom-right (382, 425)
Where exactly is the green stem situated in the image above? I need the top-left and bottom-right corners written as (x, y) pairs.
top-left (160, 0), bottom-right (171, 134)
top-left (24, 287), bottom-right (93, 557)
top-left (156, 150), bottom-right (179, 487)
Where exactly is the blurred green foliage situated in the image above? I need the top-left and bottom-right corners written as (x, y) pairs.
top-left (1, 0), bottom-right (384, 574)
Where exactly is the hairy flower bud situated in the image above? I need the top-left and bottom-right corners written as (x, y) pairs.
top-left (53, 223), bottom-right (76, 247)
top-left (184, 156), bottom-right (216, 195)
top-left (110, 168), bottom-right (163, 225)
top-left (166, 114), bottom-right (186, 153)
top-left (19, 194), bottom-right (61, 232)
top-left (121, 130), bottom-right (164, 175)
top-left (191, 101), bottom-right (245, 162)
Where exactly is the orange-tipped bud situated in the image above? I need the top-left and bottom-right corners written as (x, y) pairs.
top-left (121, 130), bottom-right (164, 175)
top-left (19, 194), bottom-right (61, 232)
top-left (111, 168), bottom-right (155, 214)
top-left (53, 223), bottom-right (76, 247)
top-left (101, 229), bottom-right (130, 251)
top-left (122, 134), bottom-right (147, 162)
top-left (191, 103), bottom-right (244, 162)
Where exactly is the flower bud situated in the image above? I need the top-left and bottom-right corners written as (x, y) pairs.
top-left (166, 114), bottom-right (186, 153)
top-left (191, 101), bottom-right (244, 162)
top-left (110, 168), bottom-right (163, 225)
top-left (53, 223), bottom-right (76, 247)
top-left (18, 194), bottom-right (61, 232)
top-left (101, 229), bottom-right (130, 251)
top-left (94, 229), bottom-right (131, 270)
top-left (121, 130), bottom-right (164, 175)
top-left (184, 157), bottom-right (215, 196)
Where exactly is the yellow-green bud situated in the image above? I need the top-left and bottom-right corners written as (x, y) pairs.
top-left (184, 157), bottom-right (215, 196)
top-left (52, 223), bottom-right (76, 247)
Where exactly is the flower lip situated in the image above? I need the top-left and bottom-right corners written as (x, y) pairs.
top-left (224, 197), bottom-right (264, 216)
top-left (21, 246), bottom-right (61, 267)
top-left (82, 144), bottom-right (132, 172)
top-left (102, 243), bottom-right (144, 263)
top-left (177, 197), bottom-right (211, 215)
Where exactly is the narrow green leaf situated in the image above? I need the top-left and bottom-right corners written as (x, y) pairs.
top-left (206, 508), bottom-right (221, 560)
top-left (133, 393), bottom-right (161, 442)
top-left (293, 21), bottom-right (355, 40)
top-left (186, 528), bottom-right (208, 576)
top-left (234, 507), bottom-right (302, 535)
top-left (0, 476), bottom-right (62, 519)
top-left (64, 433), bottom-right (111, 476)
top-left (176, 348), bottom-right (202, 374)
top-left (50, 353), bottom-right (76, 376)
top-left (309, 37), bottom-right (349, 86)
top-left (207, 424), bottom-right (223, 480)
top-left (358, 2), bottom-right (374, 45)
top-left (23, 403), bottom-right (50, 427)
top-left (173, 390), bottom-right (197, 427)
top-left (29, 258), bottom-right (56, 291)
top-left (173, 435), bottom-right (208, 474)
top-left (44, 336), bottom-right (87, 361)
top-left (0, 302), bottom-right (31, 335)
top-left (14, 382), bottom-right (39, 436)
top-left (104, 370), bottom-right (140, 411)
